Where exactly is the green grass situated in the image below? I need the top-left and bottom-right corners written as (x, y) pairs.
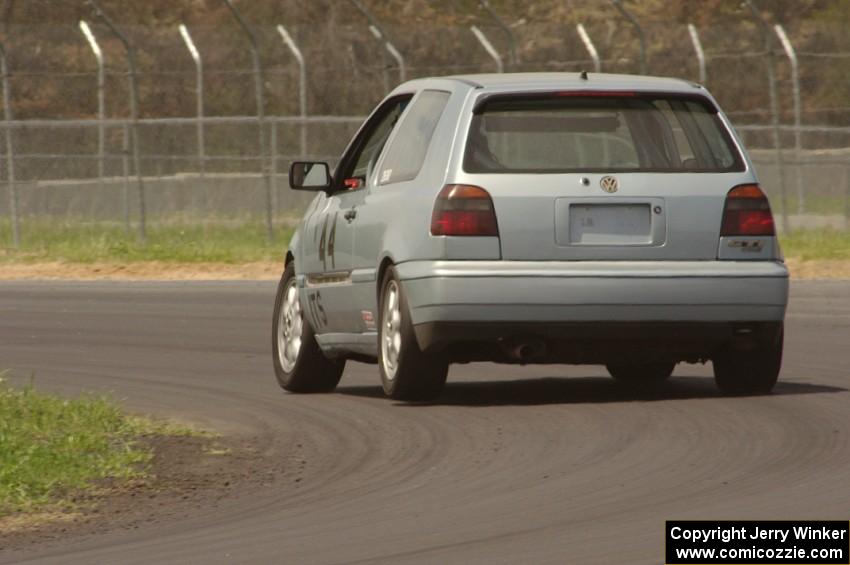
top-left (780, 229), bottom-right (850, 261)
top-left (0, 219), bottom-right (294, 264)
top-left (0, 376), bottom-right (193, 516)
top-left (1, 218), bottom-right (848, 265)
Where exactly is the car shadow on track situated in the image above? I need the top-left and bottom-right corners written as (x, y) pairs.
top-left (336, 376), bottom-right (845, 407)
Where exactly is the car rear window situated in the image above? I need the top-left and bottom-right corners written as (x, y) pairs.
top-left (464, 93), bottom-right (744, 173)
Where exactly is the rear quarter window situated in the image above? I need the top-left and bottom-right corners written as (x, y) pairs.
top-left (378, 90), bottom-right (451, 185)
top-left (464, 93), bottom-right (744, 174)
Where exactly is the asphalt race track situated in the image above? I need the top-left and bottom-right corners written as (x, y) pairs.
top-left (1, 280), bottom-right (848, 564)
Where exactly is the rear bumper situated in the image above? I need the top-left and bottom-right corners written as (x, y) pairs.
top-left (396, 260), bottom-right (789, 351)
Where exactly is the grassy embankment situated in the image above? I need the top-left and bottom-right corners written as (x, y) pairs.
top-left (0, 220), bottom-right (295, 264)
top-left (779, 229), bottom-right (850, 261)
top-left (0, 376), bottom-right (197, 519)
top-left (0, 219), bottom-right (848, 263)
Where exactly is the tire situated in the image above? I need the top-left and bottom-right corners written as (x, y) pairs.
top-left (713, 323), bottom-right (783, 395)
top-left (272, 262), bottom-right (344, 393)
top-left (378, 267), bottom-right (448, 401)
top-left (606, 361), bottom-right (675, 383)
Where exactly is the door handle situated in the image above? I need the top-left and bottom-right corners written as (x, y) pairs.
top-left (344, 208), bottom-right (357, 222)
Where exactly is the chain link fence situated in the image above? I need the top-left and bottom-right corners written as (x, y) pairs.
top-left (1, 1), bottom-right (849, 245)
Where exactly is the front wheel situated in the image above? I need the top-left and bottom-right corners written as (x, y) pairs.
top-left (713, 323), bottom-right (783, 395)
top-left (272, 262), bottom-right (344, 393)
top-left (378, 267), bottom-right (448, 401)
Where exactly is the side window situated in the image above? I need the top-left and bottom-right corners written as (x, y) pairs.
top-left (378, 90), bottom-right (451, 185)
top-left (337, 96), bottom-right (411, 189)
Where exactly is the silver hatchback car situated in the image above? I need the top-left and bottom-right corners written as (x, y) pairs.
top-left (273, 72), bottom-right (788, 400)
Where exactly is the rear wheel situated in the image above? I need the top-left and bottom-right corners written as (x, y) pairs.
top-left (272, 262), bottom-right (344, 393)
top-left (606, 361), bottom-right (675, 383)
top-left (378, 267), bottom-right (448, 401)
top-left (713, 323), bottom-right (783, 395)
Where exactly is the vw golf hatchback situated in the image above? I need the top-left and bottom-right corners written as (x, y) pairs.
top-left (273, 72), bottom-right (789, 400)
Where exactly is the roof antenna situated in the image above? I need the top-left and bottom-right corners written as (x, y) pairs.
top-left (580, 70), bottom-right (589, 80)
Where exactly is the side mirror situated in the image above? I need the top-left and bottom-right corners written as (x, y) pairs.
top-left (289, 161), bottom-right (331, 190)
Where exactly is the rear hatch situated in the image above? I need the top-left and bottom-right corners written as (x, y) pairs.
top-left (459, 90), bottom-right (750, 261)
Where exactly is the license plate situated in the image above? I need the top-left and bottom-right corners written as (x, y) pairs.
top-left (568, 203), bottom-right (652, 245)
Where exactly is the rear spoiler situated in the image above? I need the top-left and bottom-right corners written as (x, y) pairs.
top-left (472, 91), bottom-right (720, 115)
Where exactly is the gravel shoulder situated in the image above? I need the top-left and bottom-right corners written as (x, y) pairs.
top-left (1, 432), bottom-right (286, 553)
top-left (0, 262), bottom-right (281, 281)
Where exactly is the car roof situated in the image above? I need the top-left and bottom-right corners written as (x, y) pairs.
top-left (405, 72), bottom-right (702, 95)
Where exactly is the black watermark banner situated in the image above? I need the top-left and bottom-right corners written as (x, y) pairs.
top-left (666, 521), bottom-right (849, 564)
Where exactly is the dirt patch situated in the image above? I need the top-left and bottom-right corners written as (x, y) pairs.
top-left (0, 432), bottom-right (286, 553)
top-left (2, 259), bottom-right (850, 281)
top-left (0, 261), bottom-right (280, 281)
top-left (784, 258), bottom-right (850, 280)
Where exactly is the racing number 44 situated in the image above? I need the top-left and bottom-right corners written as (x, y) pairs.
top-left (318, 212), bottom-right (337, 271)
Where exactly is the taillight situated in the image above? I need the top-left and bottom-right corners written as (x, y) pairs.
top-left (430, 184), bottom-right (499, 237)
top-left (720, 184), bottom-right (775, 237)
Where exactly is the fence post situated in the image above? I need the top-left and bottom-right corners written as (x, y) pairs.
top-left (79, 20), bottom-right (106, 183)
top-left (470, 25), bottom-right (503, 73)
top-left (845, 165), bottom-right (849, 231)
top-left (178, 23), bottom-right (207, 216)
top-left (277, 24), bottom-right (307, 158)
top-left (611, 0), bottom-right (647, 75)
top-left (687, 24), bottom-right (706, 85)
top-left (348, 0), bottom-right (387, 90)
top-left (270, 121), bottom-right (279, 216)
top-left (88, 0), bottom-right (147, 243)
top-left (745, 0), bottom-right (789, 232)
top-left (477, 0), bottom-right (517, 68)
top-left (0, 41), bottom-right (18, 248)
top-left (122, 123), bottom-right (130, 230)
top-left (774, 24), bottom-right (804, 215)
top-left (349, 0), bottom-right (405, 85)
top-left (576, 24), bottom-right (601, 73)
top-left (222, 0), bottom-right (273, 240)
top-left (369, 26), bottom-right (405, 84)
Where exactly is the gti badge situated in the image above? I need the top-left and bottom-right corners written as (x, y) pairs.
top-left (600, 176), bottom-right (619, 193)
top-left (728, 239), bottom-right (765, 252)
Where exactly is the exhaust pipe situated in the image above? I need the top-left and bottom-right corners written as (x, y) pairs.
top-left (502, 338), bottom-right (546, 362)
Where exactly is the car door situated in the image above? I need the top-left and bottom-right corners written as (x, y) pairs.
top-left (347, 90), bottom-right (454, 328)
top-left (303, 94), bottom-right (412, 335)
top-left (298, 190), bottom-right (344, 335)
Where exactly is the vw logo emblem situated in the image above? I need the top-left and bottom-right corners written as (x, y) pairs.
top-left (600, 176), bottom-right (619, 193)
